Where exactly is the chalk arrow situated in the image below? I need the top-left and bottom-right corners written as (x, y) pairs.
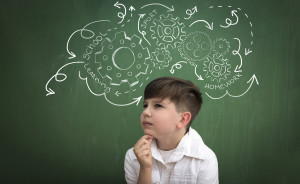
top-left (105, 95), bottom-right (142, 106)
top-left (234, 65), bottom-right (242, 73)
top-left (138, 14), bottom-right (146, 34)
top-left (137, 14), bottom-right (151, 46)
top-left (46, 86), bottom-right (55, 96)
top-left (167, 5), bottom-right (175, 12)
top-left (228, 74), bottom-right (259, 98)
top-left (195, 65), bottom-right (204, 80)
top-left (206, 74), bottom-right (259, 100)
top-left (114, 1), bottom-right (126, 24)
top-left (129, 6), bottom-right (135, 11)
top-left (141, 3), bottom-right (174, 12)
top-left (129, 6), bottom-right (135, 17)
top-left (232, 38), bottom-right (242, 72)
top-left (115, 91), bottom-right (122, 96)
top-left (189, 20), bottom-right (213, 30)
top-left (114, 1), bottom-right (123, 9)
top-left (245, 48), bottom-right (252, 55)
top-left (45, 61), bottom-right (84, 96)
top-left (247, 74), bottom-right (259, 85)
top-left (169, 61), bottom-right (187, 74)
top-left (67, 29), bottom-right (82, 59)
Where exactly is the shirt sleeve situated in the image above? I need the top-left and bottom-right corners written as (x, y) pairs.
top-left (124, 148), bottom-right (139, 184)
top-left (197, 151), bottom-right (219, 184)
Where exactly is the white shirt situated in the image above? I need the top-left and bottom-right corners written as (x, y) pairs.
top-left (124, 127), bottom-right (219, 184)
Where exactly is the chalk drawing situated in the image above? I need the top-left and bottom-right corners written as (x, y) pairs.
top-left (220, 10), bottom-right (239, 28)
top-left (150, 14), bottom-right (186, 49)
top-left (96, 31), bottom-right (150, 87)
top-left (45, 1), bottom-right (258, 105)
top-left (150, 47), bottom-right (172, 69)
top-left (184, 6), bottom-right (198, 20)
top-left (114, 1), bottom-right (127, 24)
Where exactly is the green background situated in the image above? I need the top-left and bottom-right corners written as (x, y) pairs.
top-left (1, 0), bottom-right (299, 183)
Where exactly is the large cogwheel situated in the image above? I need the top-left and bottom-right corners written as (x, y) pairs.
top-left (150, 14), bottom-right (186, 49)
top-left (213, 38), bottom-right (230, 56)
top-left (178, 31), bottom-right (213, 65)
top-left (203, 55), bottom-right (231, 83)
top-left (96, 31), bottom-right (150, 87)
top-left (150, 47), bottom-right (172, 69)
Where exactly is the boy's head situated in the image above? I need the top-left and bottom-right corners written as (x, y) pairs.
top-left (144, 77), bottom-right (202, 130)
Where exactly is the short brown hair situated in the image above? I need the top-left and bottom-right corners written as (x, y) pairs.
top-left (144, 77), bottom-right (203, 130)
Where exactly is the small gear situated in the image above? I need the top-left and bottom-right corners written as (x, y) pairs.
top-left (150, 47), bottom-right (172, 69)
top-left (150, 14), bottom-right (186, 49)
top-left (203, 55), bottom-right (231, 83)
top-left (96, 31), bottom-right (150, 87)
top-left (213, 38), bottom-right (230, 56)
top-left (179, 31), bottom-right (213, 64)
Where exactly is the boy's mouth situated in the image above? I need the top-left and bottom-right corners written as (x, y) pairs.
top-left (143, 121), bottom-right (153, 126)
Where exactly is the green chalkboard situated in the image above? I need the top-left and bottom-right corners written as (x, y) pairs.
top-left (1, 0), bottom-right (300, 183)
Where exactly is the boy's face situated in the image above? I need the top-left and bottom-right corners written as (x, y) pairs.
top-left (140, 97), bottom-right (182, 139)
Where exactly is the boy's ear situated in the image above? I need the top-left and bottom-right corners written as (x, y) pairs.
top-left (177, 112), bottom-right (191, 129)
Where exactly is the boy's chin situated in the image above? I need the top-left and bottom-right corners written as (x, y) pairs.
top-left (143, 130), bottom-right (154, 137)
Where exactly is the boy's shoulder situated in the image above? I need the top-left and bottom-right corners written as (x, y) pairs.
top-left (180, 127), bottom-right (217, 160)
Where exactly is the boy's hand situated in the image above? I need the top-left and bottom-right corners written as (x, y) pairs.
top-left (133, 135), bottom-right (153, 169)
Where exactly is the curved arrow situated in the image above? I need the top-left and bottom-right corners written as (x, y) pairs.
top-left (81, 20), bottom-right (110, 38)
top-left (205, 74), bottom-right (259, 99)
top-left (245, 48), bottom-right (252, 55)
top-left (104, 94), bottom-right (142, 106)
top-left (67, 29), bottom-right (95, 59)
top-left (228, 74), bottom-right (259, 98)
top-left (189, 20), bottom-right (213, 30)
top-left (66, 20), bottom-right (110, 59)
top-left (220, 10), bottom-right (239, 28)
top-left (114, 1), bottom-right (126, 24)
top-left (138, 14), bottom-right (146, 34)
top-left (141, 3), bottom-right (174, 12)
top-left (170, 61), bottom-right (187, 74)
top-left (184, 6), bottom-right (198, 20)
top-left (66, 29), bottom-right (82, 59)
top-left (232, 38), bottom-right (243, 72)
top-left (194, 65), bottom-right (204, 80)
top-left (205, 91), bottom-right (227, 100)
top-left (45, 61), bottom-right (84, 96)
top-left (138, 14), bottom-right (151, 46)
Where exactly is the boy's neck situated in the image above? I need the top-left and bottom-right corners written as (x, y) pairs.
top-left (156, 131), bottom-right (186, 151)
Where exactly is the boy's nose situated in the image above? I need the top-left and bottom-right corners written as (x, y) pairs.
top-left (142, 108), bottom-right (152, 118)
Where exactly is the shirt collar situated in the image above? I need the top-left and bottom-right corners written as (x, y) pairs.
top-left (150, 127), bottom-right (207, 163)
top-left (132, 127), bottom-right (207, 162)
top-left (174, 127), bottom-right (207, 160)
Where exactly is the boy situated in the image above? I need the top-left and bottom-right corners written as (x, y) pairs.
top-left (124, 77), bottom-right (219, 184)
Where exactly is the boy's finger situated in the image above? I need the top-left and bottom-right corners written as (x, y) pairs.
top-left (146, 135), bottom-right (153, 140)
top-left (134, 144), bottom-right (150, 153)
top-left (135, 139), bottom-right (150, 148)
top-left (134, 136), bottom-right (147, 147)
top-left (135, 148), bottom-right (151, 159)
top-left (136, 135), bottom-right (152, 146)
top-left (146, 136), bottom-right (153, 144)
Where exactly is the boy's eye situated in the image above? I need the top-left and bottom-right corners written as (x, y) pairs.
top-left (154, 104), bottom-right (163, 108)
top-left (143, 104), bottom-right (148, 108)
